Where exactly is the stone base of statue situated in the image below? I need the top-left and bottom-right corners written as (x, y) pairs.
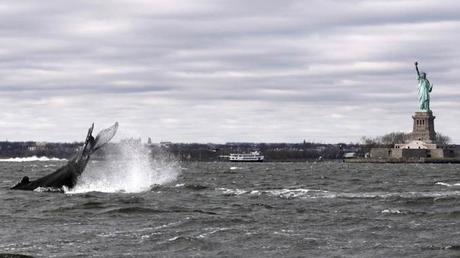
top-left (360, 109), bottom-right (460, 163)
top-left (388, 110), bottom-right (438, 152)
top-left (410, 111), bottom-right (436, 143)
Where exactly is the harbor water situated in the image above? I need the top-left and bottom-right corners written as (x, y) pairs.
top-left (1, 161), bottom-right (460, 257)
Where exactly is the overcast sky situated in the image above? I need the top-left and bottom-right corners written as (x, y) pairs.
top-left (1, 0), bottom-right (460, 143)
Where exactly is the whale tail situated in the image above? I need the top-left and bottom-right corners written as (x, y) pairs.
top-left (75, 122), bottom-right (119, 169)
top-left (11, 122), bottom-right (119, 191)
top-left (94, 122), bottom-right (119, 151)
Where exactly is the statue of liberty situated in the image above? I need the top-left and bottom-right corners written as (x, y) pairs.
top-left (415, 61), bottom-right (433, 112)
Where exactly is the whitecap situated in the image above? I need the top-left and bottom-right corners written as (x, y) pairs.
top-left (34, 187), bottom-right (64, 193)
top-left (217, 187), bottom-right (248, 195)
top-left (0, 156), bottom-right (67, 162)
top-left (436, 182), bottom-right (460, 187)
top-left (436, 182), bottom-right (452, 187)
top-left (216, 187), bottom-right (460, 200)
top-left (197, 227), bottom-right (229, 239)
top-left (216, 187), bottom-right (331, 199)
top-left (168, 236), bottom-right (179, 242)
top-left (381, 209), bottom-right (402, 214)
top-left (260, 188), bottom-right (333, 199)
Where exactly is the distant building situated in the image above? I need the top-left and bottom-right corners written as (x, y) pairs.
top-left (28, 142), bottom-right (48, 152)
top-left (343, 152), bottom-right (357, 159)
top-left (120, 138), bottom-right (142, 145)
top-left (160, 141), bottom-right (172, 148)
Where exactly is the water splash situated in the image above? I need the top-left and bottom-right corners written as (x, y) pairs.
top-left (68, 141), bottom-right (179, 194)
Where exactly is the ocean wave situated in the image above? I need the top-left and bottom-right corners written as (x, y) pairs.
top-left (216, 187), bottom-right (460, 200)
top-left (381, 209), bottom-right (402, 214)
top-left (217, 187), bottom-right (331, 198)
top-left (218, 187), bottom-right (252, 196)
top-left (436, 182), bottom-right (460, 187)
top-left (184, 184), bottom-right (210, 191)
top-left (99, 207), bottom-right (168, 215)
top-left (197, 227), bottom-right (230, 239)
top-left (34, 187), bottom-right (64, 193)
top-left (423, 245), bottom-right (460, 250)
top-left (0, 156), bottom-right (67, 162)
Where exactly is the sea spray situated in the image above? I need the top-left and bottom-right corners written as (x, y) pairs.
top-left (68, 141), bottom-right (179, 193)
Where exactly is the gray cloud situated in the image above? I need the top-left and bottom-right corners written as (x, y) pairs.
top-left (1, 0), bottom-right (460, 143)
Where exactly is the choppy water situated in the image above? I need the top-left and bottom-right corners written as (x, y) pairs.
top-left (1, 161), bottom-right (460, 257)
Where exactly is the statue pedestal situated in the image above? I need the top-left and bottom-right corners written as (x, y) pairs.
top-left (369, 110), bottom-right (459, 161)
top-left (411, 111), bottom-right (436, 143)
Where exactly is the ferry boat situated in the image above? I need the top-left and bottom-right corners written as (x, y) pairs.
top-left (228, 151), bottom-right (264, 162)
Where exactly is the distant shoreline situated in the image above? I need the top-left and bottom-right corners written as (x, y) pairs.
top-left (344, 158), bottom-right (460, 164)
top-left (0, 141), bottom-right (349, 162)
top-left (2, 141), bottom-right (459, 163)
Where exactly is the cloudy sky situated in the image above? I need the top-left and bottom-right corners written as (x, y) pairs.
top-left (1, 0), bottom-right (460, 143)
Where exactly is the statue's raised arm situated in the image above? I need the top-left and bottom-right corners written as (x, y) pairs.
top-left (414, 61), bottom-right (432, 112)
top-left (415, 61), bottom-right (420, 77)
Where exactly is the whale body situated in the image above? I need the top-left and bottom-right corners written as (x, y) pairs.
top-left (11, 122), bottom-right (118, 191)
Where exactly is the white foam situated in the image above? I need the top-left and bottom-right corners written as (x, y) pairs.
top-left (168, 236), bottom-right (179, 242)
top-left (68, 142), bottom-right (179, 194)
top-left (337, 191), bottom-right (460, 199)
top-left (266, 188), bottom-right (311, 198)
top-left (218, 187), bottom-right (248, 196)
top-left (34, 187), bottom-right (64, 193)
top-left (216, 187), bottom-right (460, 200)
top-left (217, 187), bottom-right (331, 198)
top-left (381, 209), bottom-right (402, 214)
top-left (436, 182), bottom-right (460, 187)
top-left (197, 227), bottom-right (229, 239)
top-left (436, 182), bottom-right (452, 187)
top-left (0, 156), bottom-right (67, 162)
top-left (263, 188), bottom-right (333, 199)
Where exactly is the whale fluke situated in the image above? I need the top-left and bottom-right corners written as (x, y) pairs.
top-left (94, 122), bottom-right (119, 151)
top-left (11, 122), bottom-right (119, 191)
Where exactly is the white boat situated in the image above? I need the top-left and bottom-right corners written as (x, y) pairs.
top-left (228, 151), bottom-right (264, 162)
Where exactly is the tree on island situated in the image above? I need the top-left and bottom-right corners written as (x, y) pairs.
top-left (361, 132), bottom-right (450, 147)
top-left (435, 133), bottom-right (451, 146)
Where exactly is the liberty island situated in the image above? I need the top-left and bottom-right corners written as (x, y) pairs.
top-left (354, 62), bottom-right (460, 162)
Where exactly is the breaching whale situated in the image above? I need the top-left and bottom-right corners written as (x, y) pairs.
top-left (11, 122), bottom-right (118, 191)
